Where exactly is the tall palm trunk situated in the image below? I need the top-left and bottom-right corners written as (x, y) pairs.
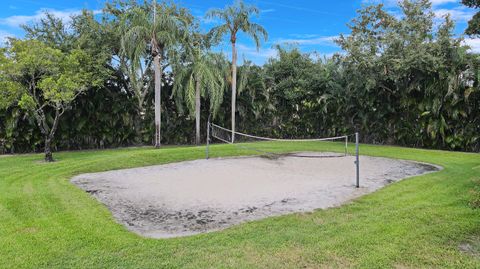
top-left (153, 53), bottom-right (162, 148)
top-left (231, 40), bottom-right (237, 143)
top-left (134, 105), bottom-right (146, 145)
top-left (195, 77), bottom-right (201, 145)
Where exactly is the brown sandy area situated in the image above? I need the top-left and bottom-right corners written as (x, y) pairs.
top-left (71, 153), bottom-right (440, 238)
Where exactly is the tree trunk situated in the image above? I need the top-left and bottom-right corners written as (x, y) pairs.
top-left (231, 41), bottom-right (237, 143)
top-left (44, 137), bottom-right (53, 162)
top-left (134, 105), bottom-right (145, 145)
top-left (153, 54), bottom-right (162, 148)
top-left (42, 108), bottom-right (61, 162)
top-left (195, 77), bottom-right (201, 145)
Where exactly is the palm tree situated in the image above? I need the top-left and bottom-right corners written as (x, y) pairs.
top-left (206, 0), bottom-right (267, 142)
top-left (121, 0), bottom-right (186, 148)
top-left (173, 33), bottom-right (227, 145)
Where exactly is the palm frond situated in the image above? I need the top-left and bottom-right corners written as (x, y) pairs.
top-left (244, 23), bottom-right (268, 50)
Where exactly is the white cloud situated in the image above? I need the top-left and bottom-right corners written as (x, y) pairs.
top-left (213, 43), bottom-right (278, 65)
top-left (463, 38), bottom-right (480, 53)
top-left (237, 43), bottom-right (278, 59)
top-left (0, 30), bottom-right (13, 45)
top-left (200, 16), bottom-right (221, 25)
top-left (257, 1), bottom-right (338, 15)
top-left (363, 0), bottom-right (458, 7)
top-left (0, 8), bottom-right (101, 28)
top-left (430, 0), bottom-right (458, 6)
top-left (275, 35), bottom-right (339, 46)
top-left (434, 7), bottom-right (475, 21)
top-left (361, 0), bottom-right (397, 7)
top-left (289, 34), bottom-right (321, 39)
top-left (261, 9), bottom-right (276, 14)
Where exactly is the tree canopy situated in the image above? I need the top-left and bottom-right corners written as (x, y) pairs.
top-left (462, 0), bottom-right (480, 36)
top-left (0, 39), bottom-right (105, 160)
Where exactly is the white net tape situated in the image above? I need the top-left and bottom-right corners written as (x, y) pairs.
top-left (211, 123), bottom-right (349, 143)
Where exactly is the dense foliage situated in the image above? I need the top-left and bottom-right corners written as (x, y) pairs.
top-left (0, 39), bottom-right (105, 160)
top-left (462, 0), bottom-right (480, 36)
top-left (0, 0), bottom-right (479, 155)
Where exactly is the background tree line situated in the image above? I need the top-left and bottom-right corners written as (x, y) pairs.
top-left (0, 0), bottom-right (479, 158)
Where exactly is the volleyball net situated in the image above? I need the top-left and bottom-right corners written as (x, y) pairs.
top-left (206, 122), bottom-right (360, 187)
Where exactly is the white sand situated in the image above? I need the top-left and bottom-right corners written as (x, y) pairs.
top-left (71, 153), bottom-right (439, 238)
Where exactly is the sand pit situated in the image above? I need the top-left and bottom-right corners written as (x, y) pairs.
top-left (71, 153), bottom-right (440, 238)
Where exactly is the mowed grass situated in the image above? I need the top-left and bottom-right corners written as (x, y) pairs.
top-left (1, 142), bottom-right (479, 268)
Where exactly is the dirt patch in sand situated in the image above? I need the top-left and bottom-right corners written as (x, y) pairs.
top-left (71, 152), bottom-right (440, 238)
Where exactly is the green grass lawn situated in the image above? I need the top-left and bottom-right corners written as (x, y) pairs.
top-left (1, 142), bottom-right (479, 268)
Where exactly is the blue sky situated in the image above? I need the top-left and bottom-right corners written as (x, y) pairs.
top-left (0, 0), bottom-right (477, 64)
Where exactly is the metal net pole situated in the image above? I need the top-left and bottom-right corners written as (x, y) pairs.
top-left (206, 117), bottom-right (211, 160)
top-left (355, 132), bottom-right (360, 188)
top-left (345, 136), bottom-right (348, 156)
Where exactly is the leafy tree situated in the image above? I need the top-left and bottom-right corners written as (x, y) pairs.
top-left (235, 61), bottom-right (274, 135)
top-left (0, 40), bottom-right (103, 161)
top-left (462, 0), bottom-right (480, 36)
top-left (22, 12), bottom-right (74, 52)
top-left (120, 0), bottom-right (190, 147)
top-left (206, 0), bottom-right (268, 142)
top-left (336, 0), bottom-right (478, 148)
top-left (263, 46), bottom-right (317, 137)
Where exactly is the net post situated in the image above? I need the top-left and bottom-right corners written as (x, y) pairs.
top-left (344, 136), bottom-right (348, 156)
top-left (206, 116), bottom-right (211, 160)
top-left (355, 132), bottom-right (360, 188)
